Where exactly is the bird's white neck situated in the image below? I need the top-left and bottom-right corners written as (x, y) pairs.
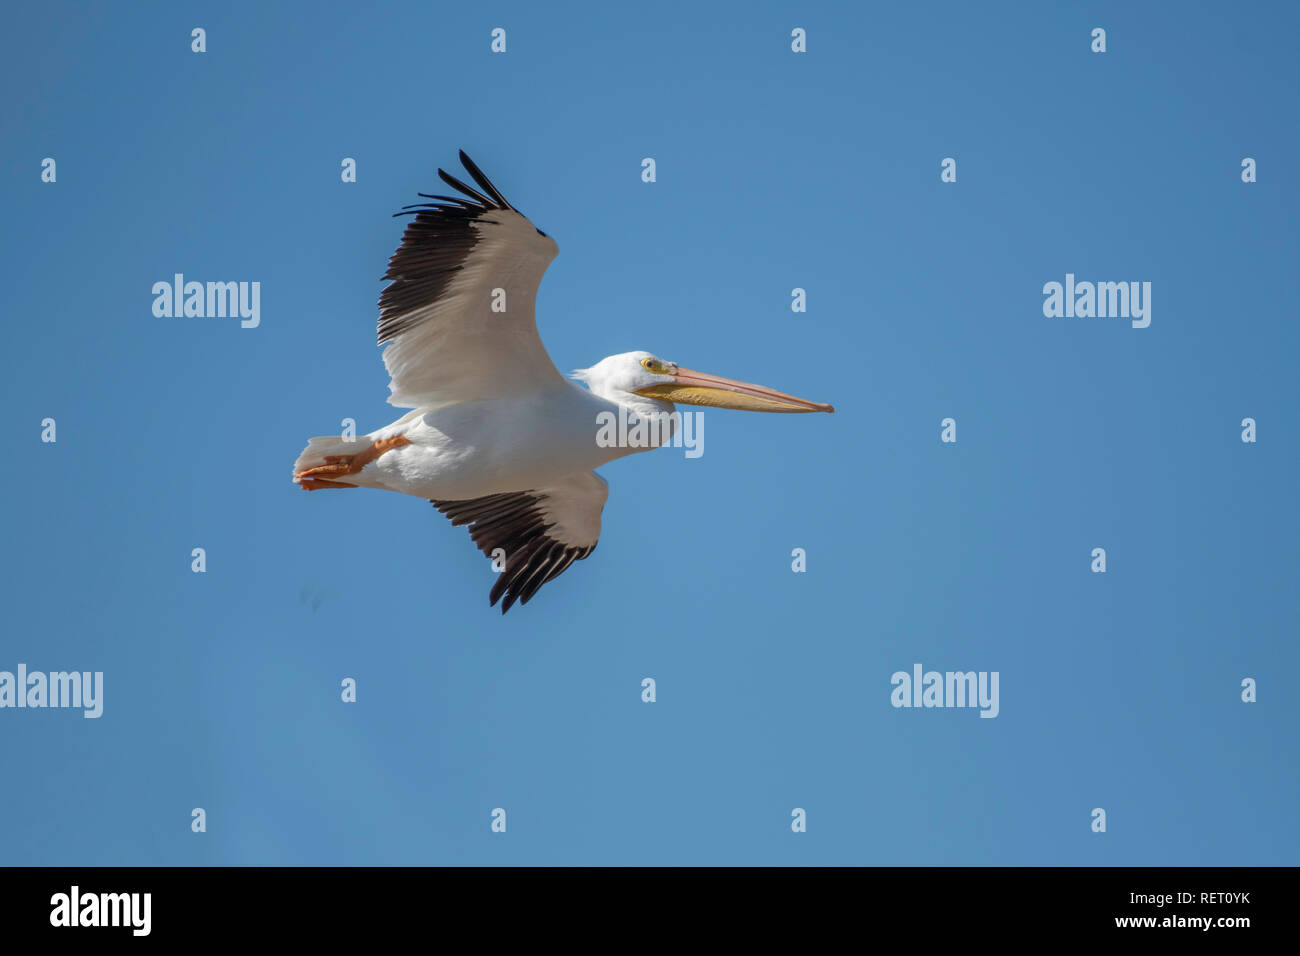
top-left (590, 388), bottom-right (681, 453)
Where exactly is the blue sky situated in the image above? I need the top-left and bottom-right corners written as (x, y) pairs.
top-left (1, 1), bottom-right (1296, 865)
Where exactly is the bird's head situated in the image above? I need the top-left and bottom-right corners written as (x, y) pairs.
top-left (574, 350), bottom-right (834, 413)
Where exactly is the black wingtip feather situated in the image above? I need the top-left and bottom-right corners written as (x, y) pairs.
top-left (458, 150), bottom-right (513, 209)
top-left (437, 168), bottom-right (494, 208)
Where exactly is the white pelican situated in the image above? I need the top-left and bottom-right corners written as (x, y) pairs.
top-left (293, 151), bottom-right (833, 611)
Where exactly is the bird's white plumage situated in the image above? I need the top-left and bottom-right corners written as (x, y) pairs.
top-left (358, 384), bottom-right (651, 500)
top-left (525, 471), bottom-right (609, 549)
top-left (382, 208), bottom-right (563, 408)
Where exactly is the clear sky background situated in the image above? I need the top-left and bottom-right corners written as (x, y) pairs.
top-left (2, 1), bottom-right (1296, 865)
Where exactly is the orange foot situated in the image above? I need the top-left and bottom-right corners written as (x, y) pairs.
top-left (294, 435), bottom-right (412, 486)
top-left (298, 477), bottom-right (357, 491)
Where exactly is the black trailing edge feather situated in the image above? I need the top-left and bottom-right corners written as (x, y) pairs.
top-left (432, 492), bottom-right (596, 613)
top-left (377, 151), bottom-right (517, 347)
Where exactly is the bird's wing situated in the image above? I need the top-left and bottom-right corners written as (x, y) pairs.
top-left (432, 471), bottom-right (609, 613)
top-left (378, 150), bottom-right (565, 408)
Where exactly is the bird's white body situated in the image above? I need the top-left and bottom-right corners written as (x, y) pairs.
top-left (313, 384), bottom-right (671, 501)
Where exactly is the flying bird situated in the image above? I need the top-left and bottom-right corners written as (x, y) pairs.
top-left (293, 151), bottom-right (833, 611)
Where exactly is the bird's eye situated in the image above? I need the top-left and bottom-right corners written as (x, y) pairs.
top-left (641, 358), bottom-right (656, 371)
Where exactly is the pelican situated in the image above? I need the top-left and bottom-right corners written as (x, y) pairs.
top-left (293, 151), bottom-right (833, 611)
